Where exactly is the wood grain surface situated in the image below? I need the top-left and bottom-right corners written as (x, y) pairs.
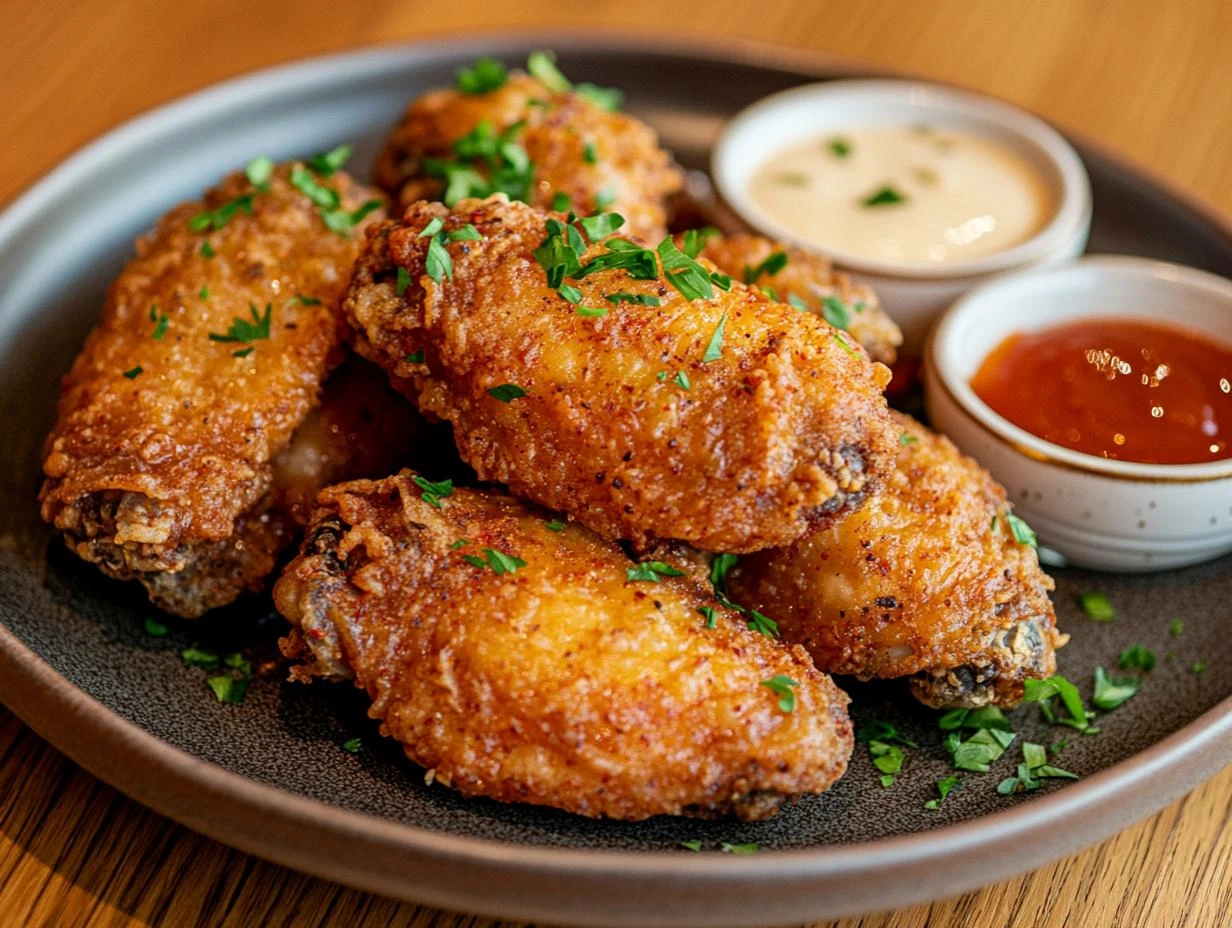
top-left (4, 1), bottom-right (1232, 926)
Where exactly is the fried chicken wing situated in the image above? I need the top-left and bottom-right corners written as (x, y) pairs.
top-left (375, 67), bottom-right (683, 242)
top-left (273, 472), bottom-right (852, 821)
top-left (727, 413), bottom-right (1064, 708)
top-left (343, 196), bottom-right (899, 553)
top-left (40, 161), bottom-right (390, 615)
top-left (695, 233), bottom-right (903, 365)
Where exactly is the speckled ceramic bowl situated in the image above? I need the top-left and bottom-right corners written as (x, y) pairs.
top-left (926, 255), bottom-right (1232, 572)
top-left (712, 79), bottom-right (1092, 351)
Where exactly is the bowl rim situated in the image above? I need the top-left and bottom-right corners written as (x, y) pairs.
top-left (711, 78), bottom-right (1092, 281)
top-left (927, 253), bottom-right (1232, 482)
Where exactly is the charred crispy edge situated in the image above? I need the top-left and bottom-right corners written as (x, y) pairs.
top-left (278, 513), bottom-right (360, 681)
top-left (801, 440), bottom-right (882, 530)
top-left (54, 489), bottom-right (192, 575)
top-left (907, 614), bottom-right (1057, 709)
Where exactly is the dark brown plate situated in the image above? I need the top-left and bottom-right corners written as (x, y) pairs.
top-left (1, 33), bottom-right (1230, 927)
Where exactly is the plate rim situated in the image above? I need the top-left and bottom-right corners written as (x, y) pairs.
top-left (3, 30), bottom-right (1232, 926)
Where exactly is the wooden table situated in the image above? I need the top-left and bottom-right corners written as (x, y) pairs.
top-left (4, 1), bottom-right (1232, 925)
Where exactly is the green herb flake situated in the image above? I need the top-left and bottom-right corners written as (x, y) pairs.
top-left (861, 185), bottom-right (909, 208)
top-left (232, 347), bottom-right (254, 358)
top-left (867, 739), bottom-right (905, 780)
top-left (821, 295), bottom-right (852, 330)
top-left (926, 775), bottom-right (961, 810)
top-left (856, 720), bottom-right (918, 748)
top-left (745, 610), bottom-right (779, 638)
top-left (880, 774), bottom-right (897, 788)
top-left (742, 251), bottom-right (788, 285)
top-left (720, 842), bottom-right (759, 856)
top-left (582, 141), bottom-right (598, 165)
top-left (828, 137), bottom-right (852, 158)
top-left (425, 235), bottom-right (453, 284)
top-left (1092, 666), bottom-right (1140, 710)
top-left (832, 331), bottom-right (858, 357)
top-left (1192, 661), bottom-right (1208, 675)
top-left (144, 616), bottom-right (168, 637)
top-left (1118, 644), bottom-right (1157, 672)
top-left (527, 50), bottom-right (571, 93)
top-left (949, 727), bottom-right (1014, 773)
top-left (181, 647), bottom-right (221, 670)
top-left (1023, 675), bottom-right (1090, 731)
top-left (577, 212), bottom-right (624, 242)
top-left (201, 240), bottom-right (216, 258)
top-left (455, 56), bottom-right (508, 95)
top-left (604, 291), bottom-right (661, 307)
top-left (189, 194), bottom-right (254, 233)
top-left (209, 303), bottom-right (272, 345)
top-left (760, 674), bottom-right (798, 712)
top-left (306, 144), bottom-right (353, 177)
top-left (702, 313), bottom-right (728, 363)
top-left (484, 548), bottom-right (527, 576)
top-left (206, 674), bottom-right (250, 704)
top-left (576, 306), bottom-right (608, 317)
top-left (679, 840), bottom-right (703, 852)
top-left (149, 306), bottom-right (170, 340)
top-left (322, 198), bottom-right (382, 238)
top-left (625, 561), bottom-right (687, 584)
top-left (575, 82), bottom-right (623, 111)
top-left (1006, 513), bottom-right (1038, 548)
top-left (551, 191), bottom-right (571, 211)
top-left (396, 266), bottom-right (412, 296)
top-left (544, 519), bottom-right (567, 532)
top-left (786, 294), bottom-right (808, 312)
top-left (1078, 591), bottom-right (1115, 621)
top-left (697, 606), bottom-right (718, 629)
top-left (290, 165), bottom-right (341, 210)
top-left (450, 539), bottom-right (469, 549)
top-left (341, 737), bottom-right (362, 753)
top-left (245, 154), bottom-right (274, 188)
top-left (659, 237), bottom-right (715, 302)
top-left (488, 383), bottom-right (528, 402)
top-left (1169, 618), bottom-right (1184, 637)
top-left (197, 285), bottom-right (209, 301)
top-left (681, 227), bottom-right (719, 259)
top-left (412, 475), bottom-right (454, 508)
top-left (405, 349), bottom-right (425, 364)
top-left (899, 432), bottom-right (918, 446)
top-left (123, 366), bottom-right (143, 379)
top-left (673, 371), bottom-right (691, 390)
top-left (462, 554), bottom-right (488, 570)
top-left (709, 553), bottom-right (738, 595)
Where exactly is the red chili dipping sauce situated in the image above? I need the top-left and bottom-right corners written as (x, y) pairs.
top-left (970, 318), bottom-right (1232, 464)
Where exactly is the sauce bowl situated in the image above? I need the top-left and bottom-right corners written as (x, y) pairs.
top-left (925, 255), bottom-right (1232, 572)
top-left (712, 80), bottom-right (1092, 351)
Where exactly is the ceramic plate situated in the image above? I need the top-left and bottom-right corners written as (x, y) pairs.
top-left (2, 34), bottom-right (1231, 928)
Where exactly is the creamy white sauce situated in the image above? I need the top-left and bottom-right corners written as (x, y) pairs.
top-left (748, 127), bottom-right (1055, 266)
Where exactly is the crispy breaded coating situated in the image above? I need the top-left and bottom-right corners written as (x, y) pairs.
top-left (375, 71), bottom-right (683, 242)
top-left (343, 196), bottom-right (899, 553)
top-left (727, 413), bottom-right (1064, 708)
top-left (696, 233), bottom-right (903, 365)
top-left (273, 472), bottom-right (853, 821)
top-left (39, 162), bottom-right (387, 615)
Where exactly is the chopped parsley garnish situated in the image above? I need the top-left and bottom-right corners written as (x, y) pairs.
top-left (821, 295), bottom-right (852, 330)
top-left (576, 306), bottom-right (608, 317)
top-left (828, 137), bottom-right (852, 158)
top-left (997, 741), bottom-right (1079, 795)
top-left (832, 331), bottom-right (858, 357)
top-left (405, 349), bottom-right (425, 364)
top-left (412, 475), bottom-right (454, 508)
top-left (946, 727), bottom-right (1015, 773)
top-left (527, 50), bottom-right (571, 92)
top-left (861, 185), bottom-right (909, 207)
top-left (899, 432), bottom-right (918, 446)
top-left (1023, 675), bottom-right (1091, 731)
top-left (341, 737), bottom-right (362, 753)
top-left (577, 212), bottom-right (624, 242)
top-left (679, 840), bottom-right (703, 852)
top-left (488, 383), bottom-right (528, 402)
top-left (760, 674), bottom-right (798, 712)
top-left (206, 653), bottom-right (252, 705)
top-left (709, 553), bottom-right (738, 595)
top-left (1092, 666), bottom-right (1140, 710)
top-left (1005, 513), bottom-right (1037, 548)
top-left (937, 705), bottom-right (1013, 733)
top-left (924, 775), bottom-right (960, 810)
top-left (450, 539), bottom-right (469, 549)
top-left (425, 120), bottom-right (534, 206)
top-left (425, 234), bottom-right (451, 284)
top-left (659, 237), bottom-right (715, 302)
top-left (1119, 644), bottom-right (1157, 672)
top-left (290, 165), bottom-right (340, 209)
top-left (673, 371), bottom-right (691, 390)
top-left (702, 313), bottom-right (727, 362)
top-left (201, 241), bottom-right (216, 258)
top-left (209, 303), bottom-right (272, 345)
top-left (720, 842), bottom-right (759, 855)
top-left (181, 647), bottom-right (221, 669)
top-left (1193, 661), bottom-right (1208, 675)
top-left (582, 141), bottom-right (598, 165)
top-left (245, 154), bottom-right (274, 188)
top-left (681, 227), bottom-right (719, 259)
top-left (463, 548), bottom-right (528, 575)
top-left (786, 294), bottom-right (808, 311)
top-left (742, 251), bottom-right (788, 284)
top-left (867, 739), bottom-right (906, 784)
top-left (544, 519), bottom-right (567, 532)
top-left (696, 606), bottom-right (718, 629)
top-left (574, 82), bottom-right (623, 111)
top-left (123, 366), bottom-right (143, 379)
top-left (575, 239), bottom-right (658, 280)
top-left (1169, 618), bottom-right (1184, 637)
top-left (604, 292), bottom-right (661, 307)
top-left (149, 305), bottom-right (169, 340)
top-left (396, 266), bottom-right (412, 296)
top-left (232, 347), bottom-right (254, 359)
top-left (321, 199), bottom-right (381, 237)
top-left (418, 219), bottom-right (483, 284)
top-left (144, 616), bottom-right (168, 637)
top-left (198, 285), bottom-right (209, 301)
top-left (306, 144), bottom-right (353, 177)
top-left (625, 561), bottom-right (687, 584)
top-left (1077, 591), bottom-right (1115, 621)
top-left (455, 56), bottom-right (508, 94)
top-left (744, 610), bottom-right (779, 638)
top-left (551, 191), bottom-right (571, 211)
top-left (189, 194), bottom-right (254, 232)
top-left (857, 719), bottom-right (918, 747)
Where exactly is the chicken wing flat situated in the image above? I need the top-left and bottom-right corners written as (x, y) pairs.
top-left (727, 413), bottom-right (1064, 708)
top-left (375, 59), bottom-right (683, 242)
top-left (40, 159), bottom-right (388, 615)
top-left (274, 472), bottom-right (853, 821)
top-left (344, 196), bottom-right (899, 553)
top-left (695, 233), bottom-right (903, 365)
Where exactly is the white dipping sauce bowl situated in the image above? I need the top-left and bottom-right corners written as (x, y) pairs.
top-left (925, 255), bottom-right (1232, 573)
top-left (712, 80), bottom-right (1092, 352)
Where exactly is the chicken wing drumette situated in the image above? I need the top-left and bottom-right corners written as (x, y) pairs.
top-left (694, 233), bottom-right (903, 365)
top-left (343, 196), bottom-right (899, 553)
top-left (40, 159), bottom-right (394, 616)
top-left (274, 472), bottom-right (853, 821)
top-left (375, 56), bottom-right (683, 242)
top-left (727, 413), bottom-right (1064, 708)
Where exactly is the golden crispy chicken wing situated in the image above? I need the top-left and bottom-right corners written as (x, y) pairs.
top-left (343, 196), bottom-right (899, 553)
top-left (375, 68), bottom-right (683, 242)
top-left (727, 413), bottom-right (1064, 708)
top-left (40, 161), bottom-right (390, 615)
top-left (273, 472), bottom-right (853, 821)
top-left (696, 233), bottom-right (903, 365)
